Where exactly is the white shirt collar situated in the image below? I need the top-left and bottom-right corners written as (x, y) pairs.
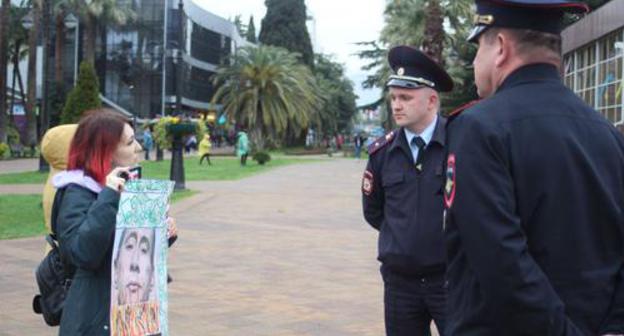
top-left (403, 114), bottom-right (438, 147)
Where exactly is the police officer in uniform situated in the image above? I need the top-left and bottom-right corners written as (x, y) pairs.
top-left (362, 45), bottom-right (453, 336)
top-left (444, 1), bottom-right (624, 335)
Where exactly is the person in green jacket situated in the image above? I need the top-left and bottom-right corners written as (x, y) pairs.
top-left (236, 129), bottom-right (249, 166)
top-left (52, 109), bottom-right (176, 335)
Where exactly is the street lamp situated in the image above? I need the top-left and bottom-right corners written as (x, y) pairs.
top-left (21, 11), bottom-right (34, 30)
top-left (63, 13), bottom-right (79, 85)
top-left (169, 0), bottom-right (186, 191)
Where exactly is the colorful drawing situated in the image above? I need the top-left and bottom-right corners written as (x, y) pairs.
top-left (111, 180), bottom-right (174, 336)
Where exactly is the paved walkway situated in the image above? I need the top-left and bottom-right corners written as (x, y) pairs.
top-left (0, 158), bottom-right (399, 335)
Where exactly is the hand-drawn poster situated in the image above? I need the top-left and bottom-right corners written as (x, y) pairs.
top-left (110, 180), bottom-right (174, 336)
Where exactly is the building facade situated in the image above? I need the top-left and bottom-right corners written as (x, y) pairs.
top-left (93, 0), bottom-right (247, 119)
top-left (562, 0), bottom-right (624, 127)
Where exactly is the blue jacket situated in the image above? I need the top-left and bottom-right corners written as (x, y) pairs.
top-left (445, 64), bottom-right (624, 335)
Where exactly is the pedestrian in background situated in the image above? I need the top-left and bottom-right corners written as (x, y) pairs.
top-left (444, 1), bottom-right (624, 335)
top-left (354, 133), bottom-right (364, 159)
top-left (199, 132), bottom-right (212, 166)
top-left (236, 129), bottom-right (249, 166)
top-left (142, 127), bottom-right (153, 161)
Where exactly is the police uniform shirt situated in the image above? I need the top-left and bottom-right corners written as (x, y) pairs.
top-left (404, 114), bottom-right (438, 164)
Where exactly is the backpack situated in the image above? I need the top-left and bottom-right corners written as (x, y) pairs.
top-left (32, 187), bottom-right (76, 326)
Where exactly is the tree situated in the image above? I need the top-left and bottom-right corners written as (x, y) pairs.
top-left (60, 61), bottom-right (101, 124)
top-left (259, 0), bottom-right (314, 68)
top-left (356, 0), bottom-right (476, 116)
top-left (6, 5), bottom-right (28, 125)
top-left (59, 0), bottom-right (135, 64)
top-left (0, 0), bottom-right (10, 143)
top-left (313, 54), bottom-right (357, 136)
top-left (246, 15), bottom-right (257, 43)
top-left (25, 0), bottom-right (40, 147)
top-left (212, 45), bottom-right (320, 151)
top-left (232, 14), bottom-right (245, 36)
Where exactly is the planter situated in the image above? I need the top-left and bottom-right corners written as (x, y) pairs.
top-left (166, 123), bottom-right (196, 137)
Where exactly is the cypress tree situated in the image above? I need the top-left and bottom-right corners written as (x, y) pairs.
top-left (246, 16), bottom-right (257, 43)
top-left (259, 0), bottom-right (314, 67)
top-left (60, 62), bottom-right (102, 124)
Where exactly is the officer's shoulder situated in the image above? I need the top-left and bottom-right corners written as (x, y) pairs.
top-left (368, 130), bottom-right (397, 156)
top-left (447, 100), bottom-right (481, 120)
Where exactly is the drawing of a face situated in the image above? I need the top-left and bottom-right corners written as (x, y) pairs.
top-left (114, 228), bottom-right (156, 305)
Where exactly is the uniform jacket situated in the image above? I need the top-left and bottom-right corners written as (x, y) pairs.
top-left (445, 63), bottom-right (624, 335)
top-left (362, 117), bottom-right (447, 275)
top-left (54, 172), bottom-right (120, 336)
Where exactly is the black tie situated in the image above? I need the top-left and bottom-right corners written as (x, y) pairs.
top-left (412, 136), bottom-right (426, 171)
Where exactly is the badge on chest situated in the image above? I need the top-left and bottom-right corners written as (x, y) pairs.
top-left (362, 170), bottom-right (374, 196)
top-left (444, 154), bottom-right (456, 208)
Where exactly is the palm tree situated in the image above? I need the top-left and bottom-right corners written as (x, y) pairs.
top-left (59, 0), bottom-right (135, 64)
top-left (25, 0), bottom-right (40, 146)
top-left (212, 46), bottom-right (320, 151)
top-left (0, 0), bottom-right (11, 143)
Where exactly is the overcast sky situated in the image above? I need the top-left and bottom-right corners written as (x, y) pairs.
top-left (193, 0), bottom-right (385, 106)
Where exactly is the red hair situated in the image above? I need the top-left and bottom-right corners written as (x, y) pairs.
top-left (67, 109), bottom-right (129, 185)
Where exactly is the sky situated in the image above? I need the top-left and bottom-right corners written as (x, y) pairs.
top-left (193, 0), bottom-right (385, 106)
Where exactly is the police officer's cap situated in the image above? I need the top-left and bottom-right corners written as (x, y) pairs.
top-left (386, 46), bottom-right (453, 93)
top-left (468, 0), bottom-right (589, 43)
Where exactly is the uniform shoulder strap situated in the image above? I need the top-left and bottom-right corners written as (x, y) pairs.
top-left (448, 100), bottom-right (481, 118)
top-left (367, 130), bottom-right (397, 156)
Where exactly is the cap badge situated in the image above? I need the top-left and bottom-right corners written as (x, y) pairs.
top-left (474, 14), bottom-right (494, 26)
top-left (397, 67), bottom-right (405, 76)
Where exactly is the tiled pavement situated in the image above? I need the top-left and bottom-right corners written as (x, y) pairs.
top-left (0, 158), bottom-right (438, 335)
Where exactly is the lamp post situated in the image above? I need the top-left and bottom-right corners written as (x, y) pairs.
top-left (169, 0), bottom-right (186, 191)
top-left (63, 13), bottom-right (79, 85)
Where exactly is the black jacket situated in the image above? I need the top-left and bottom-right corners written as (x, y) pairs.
top-left (445, 64), bottom-right (624, 335)
top-left (56, 184), bottom-right (120, 336)
top-left (363, 117), bottom-right (447, 275)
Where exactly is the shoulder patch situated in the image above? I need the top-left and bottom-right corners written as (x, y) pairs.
top-left (448, 100), bottom-right (481, 118)
top-left (367, 130), bottom-right (396, 156)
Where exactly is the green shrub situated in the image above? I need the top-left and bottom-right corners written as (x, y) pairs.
top-left (61, 61), bottom-right (101, 124)
top-left (7, 126), bottom-right (20, 145)
top-left (0, 143), bottom-right (8, 158)
top-left (252, 151), bottom-right (271, 165)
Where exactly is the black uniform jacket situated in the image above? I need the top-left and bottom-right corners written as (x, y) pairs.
top-left (56, 184), bottom-right (120, 336)
top-left (445, 63), bottom-right (624, 335)
top-left (363, 117), bottom-right (447, 276)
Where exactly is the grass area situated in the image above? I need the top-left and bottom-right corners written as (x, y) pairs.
top-left (0, 194), bottom-right (47, 240)
top-left (140, 156), bottom-right (311, 181)
top-left (0, 156), bottom-right (313, 185)
top-left (0, 190), bottom-right (199, 240)
top-left (0, 170), bottom-right (48, 184)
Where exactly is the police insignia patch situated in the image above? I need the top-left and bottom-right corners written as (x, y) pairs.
top-left (444, 154), bottom-right (456, 208)
top-left (362, 170), bottom-right (374, 196)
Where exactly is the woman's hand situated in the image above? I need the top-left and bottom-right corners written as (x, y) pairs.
top-left (106, 167), bottom-right (130, 192)
top-left (166, 217), bottom-right (178, 239)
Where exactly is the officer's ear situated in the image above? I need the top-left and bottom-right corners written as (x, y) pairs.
top-left (494, 29), bottom-right (514, 68)
top-left (428, 90), bottom-right (440, 112)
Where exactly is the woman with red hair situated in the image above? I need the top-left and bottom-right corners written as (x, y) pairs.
top-left (51, 108), bottom-right (142, 335)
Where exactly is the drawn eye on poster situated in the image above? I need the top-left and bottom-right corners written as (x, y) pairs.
top-left (111, 179), bottom-right (174, 336)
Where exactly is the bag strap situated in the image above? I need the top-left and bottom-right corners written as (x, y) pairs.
top-left (50, 187), bottom-right (67, 237)
top-left (49, 186), bottom-right (76, 279)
